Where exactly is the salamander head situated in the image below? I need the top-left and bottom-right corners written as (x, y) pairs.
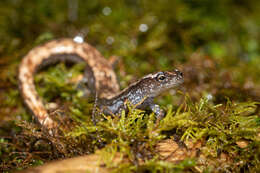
top-left (139, 69), bottom-right (184, 97)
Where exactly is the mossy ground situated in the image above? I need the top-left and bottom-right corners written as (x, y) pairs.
top-left (0, 0), bottom-right (260, 172)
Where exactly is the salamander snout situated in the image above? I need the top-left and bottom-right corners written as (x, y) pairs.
top-left (172, 69), bottom-right (184, 85)
top-left (174, 69), bottom-right (183, 78)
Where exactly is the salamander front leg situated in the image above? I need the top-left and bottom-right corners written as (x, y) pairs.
top-left (149, 104), bottom-right (165, 120)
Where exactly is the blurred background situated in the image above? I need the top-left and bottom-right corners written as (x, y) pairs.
top-left (0, 0), bottom-right (260, 171)
top-left (0, 0), bottom-right (259, 89)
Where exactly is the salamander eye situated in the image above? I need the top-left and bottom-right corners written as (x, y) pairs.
top-left (157, 74), bottom-right (166, 81)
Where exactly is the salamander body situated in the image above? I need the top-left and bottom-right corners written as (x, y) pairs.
top-left (19, 38), bottom-right (183, 129)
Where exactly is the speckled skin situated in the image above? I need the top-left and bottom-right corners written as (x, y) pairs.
top-left (99, 71), bottom-right (184, 118)
top-left (19, 38), bottom-right (183, 129)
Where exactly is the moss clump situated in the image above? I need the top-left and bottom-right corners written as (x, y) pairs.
top-left (158, 95), bottom-right (259, 172)
top-left (66, 93), bottom-right (259, 172)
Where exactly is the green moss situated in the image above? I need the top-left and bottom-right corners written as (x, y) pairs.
top-left (67, 92), bottom-right (259, 172)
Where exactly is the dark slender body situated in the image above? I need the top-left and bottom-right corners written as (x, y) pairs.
top-left (98, 70), bottom-right (183, 118)
top-left (19, 38), bottom-right (183, 129)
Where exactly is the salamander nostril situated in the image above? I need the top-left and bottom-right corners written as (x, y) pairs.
top-left (174, 69), bottom-right (183, 78)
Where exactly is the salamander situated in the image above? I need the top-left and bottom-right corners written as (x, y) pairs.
top-left (19, 38), bottom-right (184, 129)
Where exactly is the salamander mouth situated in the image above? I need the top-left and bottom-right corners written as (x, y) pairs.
top-left (176, 74), bottom-right (184, 84)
